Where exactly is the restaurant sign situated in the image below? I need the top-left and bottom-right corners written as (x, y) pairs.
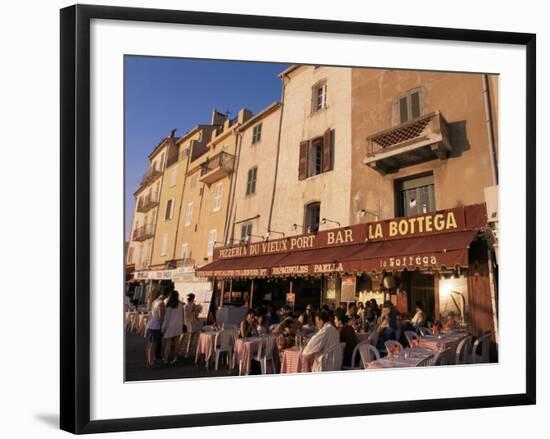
top-left (214, 204), bottom-right (486, 260)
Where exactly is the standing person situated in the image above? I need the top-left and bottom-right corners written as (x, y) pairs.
top-left (302, 311), bottom-right (341, 372)
top-left (145, 289), bottom-right (168, 368)
top-left (161, 290), bottom-right (184, 365)
top-left (183, 293), bottom-right (201, 358)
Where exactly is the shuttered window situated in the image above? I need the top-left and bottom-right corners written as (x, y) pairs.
top-left (240, 223), bottom-right (253, 241)
top-left (299, 128), bottom-right (334, 180)
top-left (164, 199), bottom-right (174, 220)
top-left (246, 167), bottom-right (257, 195)
top-left (207, 229), bottom-right (217, 256)
top-left (160, 233), bottom-right (169, 256)
top-left (213, 183), bottom-right (223, 211)
top-left (252, 123), bottom-right (262, 144)
top-left (312, 82), bottom-right (327, 112)
top-left (304, 202), bottom-right (321, 233)
top-left (185, 202), bottom-right (193, 226)
top-left (398, 88), bottom-right (422, 124)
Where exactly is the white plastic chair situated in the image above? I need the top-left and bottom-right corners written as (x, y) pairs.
top-left (404, 330), bottom-right (420, 348)
top-left (455, 335), bottom-right (473, 365)
top-left (253, 336), bottom-right (276, 374)
top-left (367, 330), bottom-right (379, 347)
top-left (384, 340), bottom-right (404, 354)
top-left (418, 326), bottom-right (433, 336)
top-left (431, 348), bottom-right (454, 366)
top-left (343, 339), bottom-right (370, 370)
top-left (358, 343), bottom-right (380, 369)
top-left (471, 333), bottom-right (492, 363)
top-left (213, 329), bottom-right (235, 371)
top-left (417, 355), bottom-right (434, 367)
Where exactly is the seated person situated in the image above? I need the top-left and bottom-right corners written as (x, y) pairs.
top-left (239, 310), bottom-right (259, 338)
top-left (376, 303), bottom-right (397, 351)
top-left (410, 300), bottom-right (427, 329)
top-left (334, 310), bottom-right (358, 368)
top-left (302, 311), bottom-right (341, 372)
top-left (274, 318), bottom-right (297, 350)
top-left (298, 304), bottom-right (316, 326)
top-left (256, 314), bottom-right (269, 336)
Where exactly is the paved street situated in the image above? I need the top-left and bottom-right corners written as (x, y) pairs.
top-left (125, 331), bottom-right (242, 381)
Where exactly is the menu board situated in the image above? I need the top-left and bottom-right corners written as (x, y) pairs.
top-left (340, 275), bottom-right (357, 302)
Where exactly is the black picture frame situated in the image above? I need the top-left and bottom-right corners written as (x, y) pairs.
top-left (60, 4), bottom-right (536, 434)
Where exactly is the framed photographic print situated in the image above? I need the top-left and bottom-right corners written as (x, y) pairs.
top-left (60, 4), bottom-right (536, 434)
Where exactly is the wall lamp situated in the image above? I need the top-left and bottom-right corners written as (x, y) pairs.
top-left (359, 209), bottom-right (379, 221)
top-left (292, 223), bottom-right (304, 231)
top-left (321, 218), bottom-right (341, 227)
top-left (267, 229), bottom-right (285, 237)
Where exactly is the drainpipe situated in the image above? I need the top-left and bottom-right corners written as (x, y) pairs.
top-left (225, 130), bottom-right (243, 244)
top-left (487, 248), bottom-right (499, 342)
top-left (171, 142), bottom-right (192, 260)
top-left (482, 74), bottom-right (498, 185)
top-left (267, 77), bottom-right (286, 231)
top-left (148, 154), bottom-right (166, 268)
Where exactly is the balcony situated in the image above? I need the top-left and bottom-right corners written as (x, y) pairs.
top-left (132, 224), bottom-right (155, 242)
top-left (364, 111), bottom-right (453, 174)
top-left (136, 167), bottom-right (162, 192)
top-left (136, 193), bottom-right (160, 213)
top-left (199, 151), bottom-right (235, 184)
top-left (165, 258), bottom-right (195, 269)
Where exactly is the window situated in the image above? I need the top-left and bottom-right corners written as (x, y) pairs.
top-left (170, 168), bottom-right (177, 187)
top-left (207, 229), bottom-right (217, 257)
top-left (246, 167), bottom-right (257, 195)
top-left (213, 183), bottom-right (223, 212)
top-left (185, 202), bottom-right (193, 226)
top-left (160, 233), bottom-right (169, 256)
top-left (252, 123), bottom-right (262, 144)
top-left (240, 223), bottom-right (253, 241)
top-left (299, 129), bottom-right (334, 180)
top-left (304, 202), bottom-right (321, 233)
top-left (190, 173), bottom-right (198, 188)
top-left (180, 243), bottom-right (189, 260)
top-left (396, 173), bottom-right (435, 217)
top-left (312, 82), bottom-right (327, 112)
top-left (397, 88), bottom-right (422, 124)
top-left (164, 199), bottom-right (174, 220)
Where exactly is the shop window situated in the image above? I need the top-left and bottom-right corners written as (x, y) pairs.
top-left (298, 129), bottom-right (334, 180)
top-left (252, 123), bottom-right (262, 144)
top-left (246, 167), bottom-right (257, 195)
top-left (397, 88), bottom-right (422, 124)
top-left (304, 202), bottom-right (321, 233)
top-left (396, 173), bottom-right (435, 217)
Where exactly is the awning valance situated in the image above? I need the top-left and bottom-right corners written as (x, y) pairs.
top-left (197, 230), bottom-right (478, 278)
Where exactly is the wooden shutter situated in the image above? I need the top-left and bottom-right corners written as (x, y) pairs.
top-left (298, 141), bottom-right (308, 180)
top-left (322, 128), bottom-right (332, 172)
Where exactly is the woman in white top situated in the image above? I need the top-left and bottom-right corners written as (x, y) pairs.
top-left (161, 290), bottom-right (184, 365)
top-left (410, 300), bottom-right (427, 329)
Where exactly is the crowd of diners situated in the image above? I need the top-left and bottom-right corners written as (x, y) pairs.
top-left (235, 299), bottom-right (461, 370)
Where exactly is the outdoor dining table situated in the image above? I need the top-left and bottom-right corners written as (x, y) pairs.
top-left (367, 347), bottom-right (436, 369)
top-left (418, 331), bottom-right (467, 352)
top-left (195, 330), bottom-right (219, 365)
top-left (231, 336), bottom-right (266, 375)
top-left (280, 346), bottom-right (314, 373)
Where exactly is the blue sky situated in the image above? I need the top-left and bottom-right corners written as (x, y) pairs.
top-left (125, 56), bottom-right (289, 237)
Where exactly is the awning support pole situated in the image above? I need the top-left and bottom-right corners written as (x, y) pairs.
top-left (487, 248), bottom-right (499, 342)
top-left (249, 279), bottom-right (255, 309)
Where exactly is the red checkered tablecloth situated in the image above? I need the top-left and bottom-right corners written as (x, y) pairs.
top-left (280, 346), bottom-right (314, 374)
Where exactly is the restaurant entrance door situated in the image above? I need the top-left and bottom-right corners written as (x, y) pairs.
top-left (403, 271), bottom-right (436, 321)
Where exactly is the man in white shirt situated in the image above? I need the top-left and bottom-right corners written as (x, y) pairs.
top-left (302, 310), bottom-right (342, 372)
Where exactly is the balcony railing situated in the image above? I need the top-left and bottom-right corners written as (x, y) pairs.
top-left (165, 258), bottom-right (195, 269)
top-left (136, 193), bottom-right (160, 213)
top-left (364, 111), bottom-right (453, 174)
top-left (137, 167), bottom-right (163, 191)
top-left (199, 151), bottom-right (235, 184)
top-left (132, 224), bottom-right (155, 242)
